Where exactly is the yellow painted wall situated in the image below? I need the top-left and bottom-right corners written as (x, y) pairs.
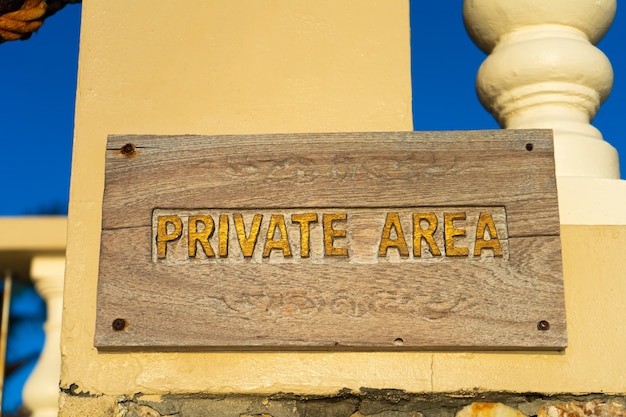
top-left (0, 217), bottom-right (66, 251)
top-left (61, 0), bottom-right (625, 404)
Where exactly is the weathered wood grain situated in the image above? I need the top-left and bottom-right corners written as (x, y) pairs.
top-left (95, 130), bottom-right (566, 350)
top-left (102, 130), bottom-right (560, 236)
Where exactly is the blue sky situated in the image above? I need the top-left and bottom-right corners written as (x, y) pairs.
top-left (0, 2), bottom-right (624, 216)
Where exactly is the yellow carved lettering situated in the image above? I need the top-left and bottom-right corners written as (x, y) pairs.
top-left (188, 215), bottom-right (215, 258)
top-left (323, 213), bottom-right (348, 257)
top-left (262, 214), bottom-right (292, 258)
top-left (291, 213), bottom-right (318, 258)
top-left (413, 212), bottom-right (441, 257)
top-left (219, 214), bottom-right (229, 258)
top-left (473, 212), bottom-right (503, 257)
top-left (444, 212), bottom-right (468, 257)
top-left (157, 215), bottom-right (183, 259)
top-left (378, 212), bottom-right (409, 257)
top-left (233, 213), bottom-right (263, 258)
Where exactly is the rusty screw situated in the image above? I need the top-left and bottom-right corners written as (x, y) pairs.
top-left (537, 320), bottom-right (550, 331)
top-left (112, 318), bottom-right (127, 331)
top-left (120, 143), bottom-right (136, 156)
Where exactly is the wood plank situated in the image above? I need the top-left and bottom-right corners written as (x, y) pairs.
top-left (95, 130), bottom-right (566, 350)
top-left (101, 130), bottom-right (559, 236)
top-left (96, 228), bottom-right (565, 349)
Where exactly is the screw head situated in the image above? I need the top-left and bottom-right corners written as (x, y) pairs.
top-left (537, 320), bottom-right (550, 331)
top-left (526, 143), bottom-right (534, 151)
top-left (112, 318), bottom-right (126, 331)
top-left (120, 143), bottom-right (136, 156)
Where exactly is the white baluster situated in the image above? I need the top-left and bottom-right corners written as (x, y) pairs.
top-left (463, 0), bottom-right (619, 178)
top-left (22, 256), bottom-right (65, 417)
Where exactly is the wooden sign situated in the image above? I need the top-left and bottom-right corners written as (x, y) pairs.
top-left (95, 130), bottom-right (567, 350)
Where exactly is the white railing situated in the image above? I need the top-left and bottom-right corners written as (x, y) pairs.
top-left (22, 256), bottom-right (65, 417)
top-left (463, 0), bottom-right (619, 179)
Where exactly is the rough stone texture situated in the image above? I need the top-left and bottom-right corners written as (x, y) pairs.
top-left (58, 391), bottom-right (626, 417)
top-left (241, 414), bottom-right (274, 417)
top-left (538, 401), bottom-right (626, 417)
top-left (457, 403), bottom-right (527, 417)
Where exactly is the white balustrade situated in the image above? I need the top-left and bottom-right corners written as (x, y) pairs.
top-left (463, 0), bottom-right (619, 179)
top-left (22, 256), bottom-right (65, 417)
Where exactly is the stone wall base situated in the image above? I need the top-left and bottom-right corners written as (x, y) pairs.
top-left (58, 388), bottom-right (626, 417)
